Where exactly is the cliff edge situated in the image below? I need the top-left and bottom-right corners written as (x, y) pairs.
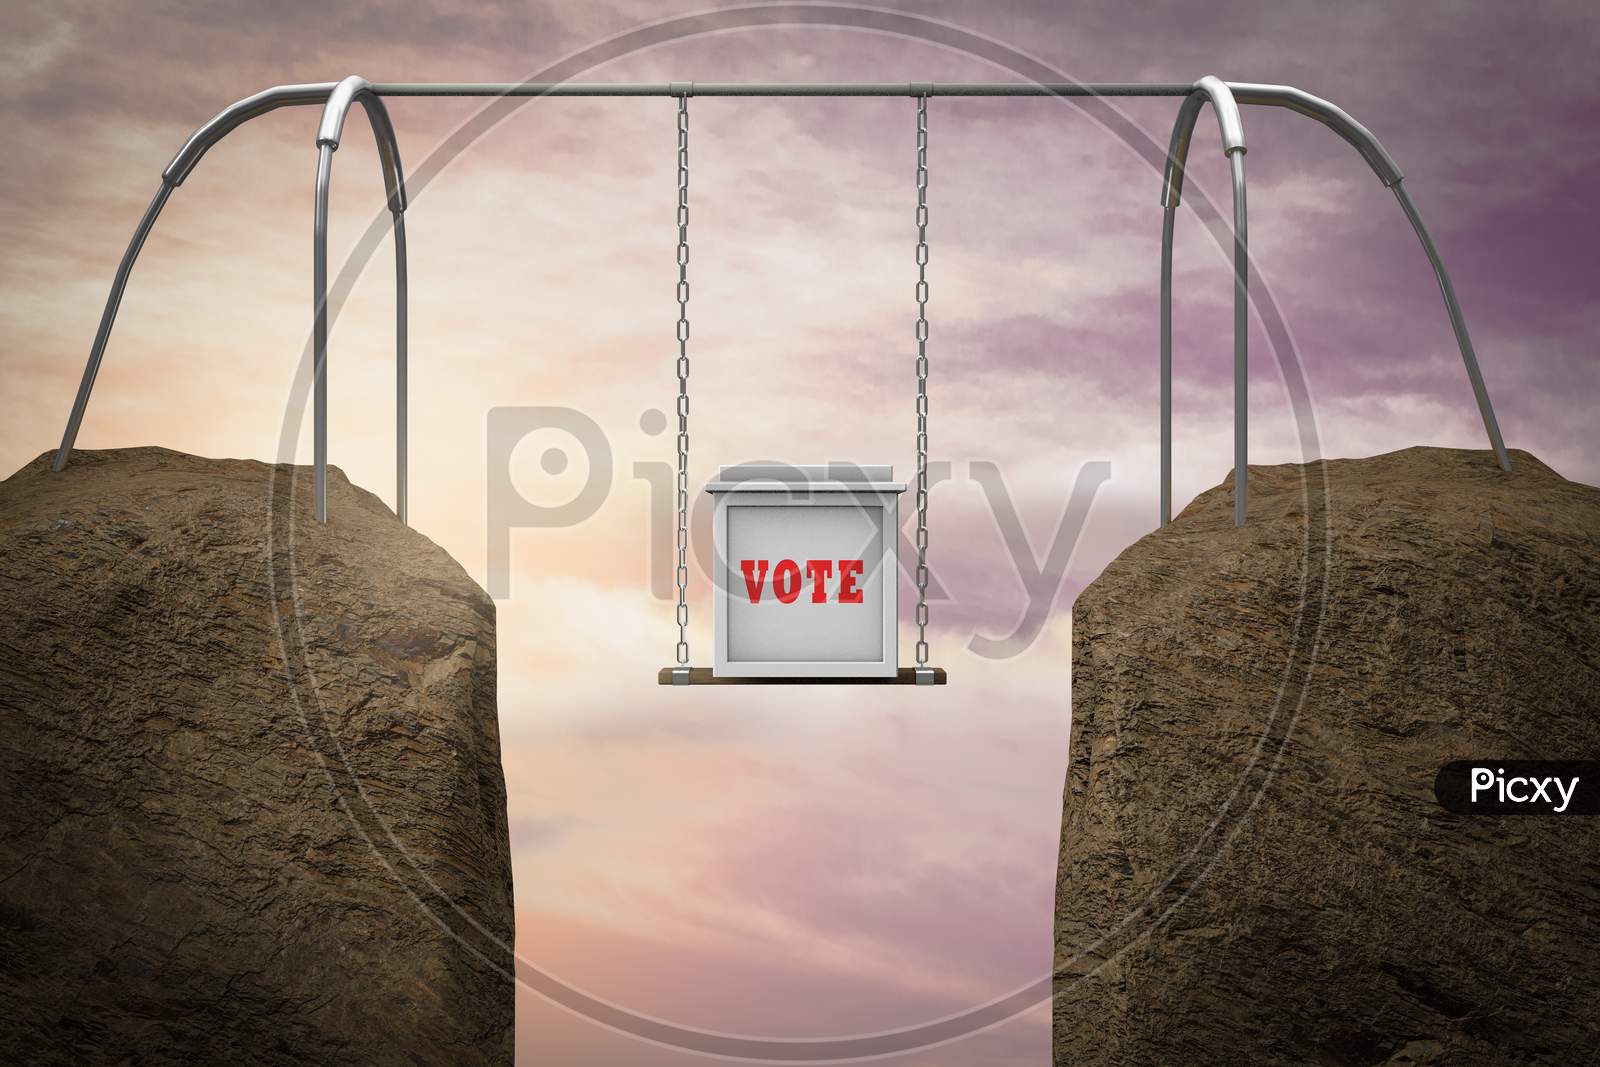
top-left (0, 448), bottom-right (513, 1065)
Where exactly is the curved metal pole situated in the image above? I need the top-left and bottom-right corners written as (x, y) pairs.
top-left (1390, 182), bottom-right (1509, 471)
top-left (52, 184), bottom-right (172, 472)
top-left (1225, 82), bottom-right (1510, 473)
top-left (313, 144), bottom-right (333, 524)
top-left (1159, 202), bottom-right (1175, 526)
top-left (1229, 150), bottom-right (1249, 528)
top-left (52, 83), bottom-right (339, 473)
top-left (311, 75), bottom-right (410, 524)
top-left (1159, 76), bottom-right (1250, 526)
top-left (394, 215), bottom-right (408, 523)
top-left (1225, 83), bottom-right (1402, 187)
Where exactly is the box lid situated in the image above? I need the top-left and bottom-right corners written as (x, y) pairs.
top-left (705, 463), bottom-right (907, 494)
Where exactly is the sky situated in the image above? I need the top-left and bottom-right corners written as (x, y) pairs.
top-left (2, 2), bottom-right (1597, 1064)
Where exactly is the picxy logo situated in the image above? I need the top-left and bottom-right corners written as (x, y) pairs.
top-left (1435, 760), bottom-right (1598, 816)
top-left (1469, 767), bottom-right (1579, 813)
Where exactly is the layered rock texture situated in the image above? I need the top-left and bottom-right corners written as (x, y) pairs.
top-left (0, 448), bottom-right (512, 1065)
top-left (1055, 447), bottom-right (1600, 1065)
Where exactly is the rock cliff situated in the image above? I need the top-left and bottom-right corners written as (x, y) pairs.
top-left (1055, 447), bottom-right (1600, 1065)
top-left (0, 447), bottom-right (513, 1065)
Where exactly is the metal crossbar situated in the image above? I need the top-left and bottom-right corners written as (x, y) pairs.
top-left (372, 82), bottom-right (1198, 97)
top-left (50, 78), bottom-right (1511, 533)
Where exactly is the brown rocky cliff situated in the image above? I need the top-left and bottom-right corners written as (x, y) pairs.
top-left (0, 447), bottom-right (513, 1065)
top-left (1054, 447), bottom-right (1600, 1065)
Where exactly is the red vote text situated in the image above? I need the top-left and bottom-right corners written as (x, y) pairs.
top-left (740, 559), bottom-right (865, 605)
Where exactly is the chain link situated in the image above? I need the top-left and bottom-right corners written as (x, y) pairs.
top-left (913, 94), bottom-right (930, 667)
top-left (674, 93), bottom-right (691, 665)
top-left (668, 92), bottom-right (925, 668)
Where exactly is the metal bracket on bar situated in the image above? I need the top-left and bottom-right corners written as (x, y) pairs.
top-left (1158, 80), bottom-right (1512, 528)
top-left (669, 81), bottom-right (694, 98)
top-left (908, 82), bottom-right (933, 98)
top-left (52, 76), bottom-right (415, 530)
top-left (1226, 83), bottom-right (1402, 187)
top-left (53, 83), bottom-right (339, 475)
top-left (1226, 83), bottom-right (1507, 474)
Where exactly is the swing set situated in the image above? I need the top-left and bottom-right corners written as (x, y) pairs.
top-left (46, 76), bottom-right (1511, 686)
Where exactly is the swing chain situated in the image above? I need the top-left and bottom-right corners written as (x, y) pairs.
top-left (914, 93), bottom-right (930, 668)
top-left (674, 92), bottom-right (691, 666)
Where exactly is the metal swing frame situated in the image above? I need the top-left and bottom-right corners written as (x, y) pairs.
top-left (46, 75), bottom-right (1512, 684)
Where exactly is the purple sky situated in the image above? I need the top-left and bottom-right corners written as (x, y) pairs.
top-left (2, 2), bottom-right (1596, 1064)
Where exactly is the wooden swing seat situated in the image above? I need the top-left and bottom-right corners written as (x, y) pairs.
top-left (657, 667), bottom-right (946, 685)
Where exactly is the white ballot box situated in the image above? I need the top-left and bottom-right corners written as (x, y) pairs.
top-left (707, 464), bottom-right (906, 678)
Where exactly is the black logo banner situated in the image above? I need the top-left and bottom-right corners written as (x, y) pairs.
top-left (1435, 761), bottom-right (1599, 815)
